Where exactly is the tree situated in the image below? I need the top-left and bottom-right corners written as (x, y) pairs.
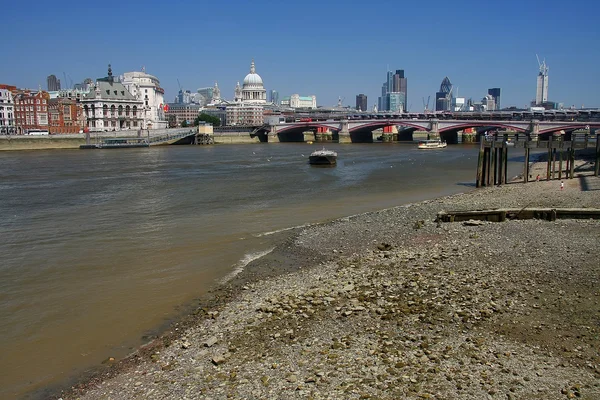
top-left (194, 113), bottom-right (221, 127)
top-left (181, 120), bottom-right (189, 128)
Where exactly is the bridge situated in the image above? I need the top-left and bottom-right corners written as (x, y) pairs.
top-left (260, 119), bottom-right (600, 144)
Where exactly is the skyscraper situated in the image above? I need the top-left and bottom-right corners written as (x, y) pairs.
top-left (488, 88), bottom-right (501, 110)
top-left (269, 89), bottom-right (279, 105)
top-left (47, 74), bottom-right (61, 91)
top-left (355, 94), bottom-right (367, 111)
top-left (377, 69), bottom-right (407, 111)
top-left (535, 57), bottom-right (548, 105)
top-left (435, 77), bottom-right (453, 111)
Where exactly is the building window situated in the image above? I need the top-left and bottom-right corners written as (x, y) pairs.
top-left (125, 105), bottom-right (130, 116)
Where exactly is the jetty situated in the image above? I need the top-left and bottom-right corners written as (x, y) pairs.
top-left (475, 131), bottom-right (600, 187)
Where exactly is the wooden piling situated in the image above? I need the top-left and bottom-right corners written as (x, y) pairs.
top-left (524, 145), bottom-right (530, 183)
top-left (558, 145), bottom-right (563, 180)
top-left (476, 139), bottom-right (484, 188)
top-left (503, 143), bottom-right (508, 184)
top-left (546, 136), bottom-right (552, 181)
top-left (569, 143), bottom-right (575, 179)
top-left (490, 139), bottom-right (496, 186)
top-left (498, 146), bottom-right (505, 185)
top-left (594, 134), bottom-right (600, 176)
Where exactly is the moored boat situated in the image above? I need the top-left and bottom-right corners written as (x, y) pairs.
top-left (417, 139), bottom-right (447, 149)
top-left (309, 148), bottom-right (337, 165)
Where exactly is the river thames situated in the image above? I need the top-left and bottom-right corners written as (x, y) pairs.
top-left (0, 143), bottom-right (525, 398)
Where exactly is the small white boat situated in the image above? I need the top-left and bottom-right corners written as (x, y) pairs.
top-left (309, 148), bottom-right (337, 165)
top-left (417, 139), bottom-right (447, 149)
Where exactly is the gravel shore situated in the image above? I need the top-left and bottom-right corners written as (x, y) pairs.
top-left (60, 169), bottom-right (600, 400)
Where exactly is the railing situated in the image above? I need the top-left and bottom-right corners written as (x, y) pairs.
top-left (147, 129), bottom-right (196, 144)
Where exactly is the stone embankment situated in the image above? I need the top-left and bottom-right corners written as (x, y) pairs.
top-left (62, 174), bottom-right (599, 399)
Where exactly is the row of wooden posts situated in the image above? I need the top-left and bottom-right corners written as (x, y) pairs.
top-left (476, 133), bottom-right (600, 188)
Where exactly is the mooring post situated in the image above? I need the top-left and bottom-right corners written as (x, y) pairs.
top-left (558, 142), bottom-right (563, 180)
top-left (570, 146), bottom-right (575, 178)
top-left (489, 139), bottom-right (495, 186)
top-left (476, 138), bottom-right (485, 188)
top-left (546, 135), bottom-right (552, 181)
top-left (503, 142), bottom-right (508, 184)
top-left (498, 146), bottom-right (504, 185)
top-left (482, 147), bottom-right (488, 187)
top-left (594, 133), bottom-right (600, 176)
top-left (524, 144), bottom-right (530, 183)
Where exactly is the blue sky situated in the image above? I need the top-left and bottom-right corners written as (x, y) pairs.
top-left (2, 0), bottom-right (599, 110)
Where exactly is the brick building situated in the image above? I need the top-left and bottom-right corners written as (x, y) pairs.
top-left (0, 84), bottom-right (17, 134)
top-left (14, 90), bottom-right (50, 134)
top-left (48, 97), bottom-right (83, 134)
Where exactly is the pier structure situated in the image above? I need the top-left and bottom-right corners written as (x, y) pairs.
top-left (475, 132), bottom-right (600, 188)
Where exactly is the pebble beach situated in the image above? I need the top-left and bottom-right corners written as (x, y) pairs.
top-left (59, 161), bottom-right (600, 400)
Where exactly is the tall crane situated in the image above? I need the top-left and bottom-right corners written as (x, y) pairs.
top-left (422, 96), bottom-right (430, 112)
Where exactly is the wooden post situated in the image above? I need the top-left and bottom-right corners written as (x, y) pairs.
top-left (504, 143), bottom-right (508, 184)
top-left (594, 133), bottom-right (600, 176)
top-left (476, 139), bottom-right (485, 188)
top-left (498, 146), bottom-right (504, 185)
top-left (546, 135), bottom-right (552, 181)
top-left (558, 143), bottom-right (563, 180)
top-left (524, 145), bottom-right (530, 183)
top-left (569, 143), bottom-right (575, 179)
top-left (482, 148), bottom-right (488, 187)
top-left (489, 139), bottom-right (496, 186)
top-left (565, 146), bottom-right (570, 179)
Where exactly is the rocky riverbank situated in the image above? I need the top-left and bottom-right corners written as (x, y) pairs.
top-left (59, 177), bottom-right (600, 400)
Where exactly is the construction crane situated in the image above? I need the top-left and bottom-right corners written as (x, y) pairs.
top-left (422, 96), bottom-right (430, 112)
top-left (177, 78), bottom-right (183, 92)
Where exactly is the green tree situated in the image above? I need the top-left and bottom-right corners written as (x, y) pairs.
top-left (194, 113), bottom-right (221, 127)
top-left (181, 120), bottom-right (189, 128)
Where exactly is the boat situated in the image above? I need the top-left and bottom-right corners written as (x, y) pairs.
top-left (309, 148), bottom-right (337, 165)
top-left (417, 139), bottom-right (447, 149)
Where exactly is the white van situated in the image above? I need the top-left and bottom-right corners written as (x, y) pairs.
top-left (26, 129), bottom-right (50, 135)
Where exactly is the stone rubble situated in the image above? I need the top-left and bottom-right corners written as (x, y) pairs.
top-left (63, 175), bottom-right (600, 400)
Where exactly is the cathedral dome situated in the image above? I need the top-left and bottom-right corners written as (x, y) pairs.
top-left (243, 60), bottom-right (264, 88)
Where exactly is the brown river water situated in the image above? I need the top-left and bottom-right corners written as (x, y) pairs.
top-left (0, 143), bottom-right (525, 398)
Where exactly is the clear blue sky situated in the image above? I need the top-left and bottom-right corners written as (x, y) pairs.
top-left (2, 0), bottom-right (599, 110)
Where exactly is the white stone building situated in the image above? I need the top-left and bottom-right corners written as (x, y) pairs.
top-left (234, 60), bottom-right (267, 104)
top-left (120, 68), bottom-right (168, 129)
top-left (0, 88), bottom-right (15, 134)
top-left (81, 65), bottom-right (144, 132)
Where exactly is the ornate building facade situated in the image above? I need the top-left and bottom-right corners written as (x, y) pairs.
top-left (81, 65), bottom-right (143, 132)
top-left (234, 60), bottom-right (266, 104)
top-left (120, 69), bottom-right (167, 129)
top-left (0, 86), bottom-right (16, 134)
top-left (13, 90), bottom-right (50, 134)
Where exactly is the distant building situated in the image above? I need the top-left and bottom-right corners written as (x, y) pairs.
top-left (488, 88), bottom-right (501, 110)
top-left (356, 94), bottom-right (367, 111)
top-left (226, 103), bottom-right (264, 125)
top-left (435, 77), bottom-right (453, 111)
top-left (14, 89), bottom-right (50, 134)
top-left (120, 68), bottom-right (168, 129)
top-left (197, 87), bottom-right (214, 106)
top-left (234, 60), bottom-right (267, 104)
top-left (165, 103), bottom-right (202, 126)
top-left (47, 74), bottom-right (61, 91)
top-left (377, 69), bottom-right (407, 111)
top-left (387, 92), bottom-right (405, 112)
top-left (201, 107), bottom-right (227, 126)
top-left (536, 58), bottom-right (549, 105)
top-left (74, 78), bottom-right (93, 92)
top-left (81, 65), bottom-right (143, 132)
top-left (269, 90), bottom-right (279, 105)
top-left (482, 95), bottom-right (496, 111)
top-left (48, 97), bottom-right (83, 134)
top-left (0, 86), bottom-right (16, 134)
top-left (452, 97), bottom-right (465, 112)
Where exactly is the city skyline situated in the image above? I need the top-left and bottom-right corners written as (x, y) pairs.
top-left (1, 0), bottom-right (599, 109)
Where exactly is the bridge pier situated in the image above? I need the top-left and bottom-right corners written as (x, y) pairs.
top-left (338, 119), bottom-right (351, 144)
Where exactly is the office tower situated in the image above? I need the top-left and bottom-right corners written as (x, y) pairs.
top-left (269, 89), bottom-right (279, 105)
top-left (377, 69), bottom-right (407, 111)
top-left (488, 88), bottom-right (501, 110)
top-left (355, 94), bottom-right (367, 111)
top-left (536, 57), bottom-right (548, 105)
top-left (435, 76), bottom-right (452, 111)
top-left (47, 75), bottom-right (61, 91)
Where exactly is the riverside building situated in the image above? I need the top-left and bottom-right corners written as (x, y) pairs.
top-left (81, 65), bottom-right (143, 132)
top-left (14, 90), bottom-right (50, 134)
top-left (0, 86), bottom-right (16, 134)
top-left (120, 68), bottom-right (168, 129)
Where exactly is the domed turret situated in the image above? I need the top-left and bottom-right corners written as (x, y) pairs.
top-left (241, 60), bottom-right (266, 104)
